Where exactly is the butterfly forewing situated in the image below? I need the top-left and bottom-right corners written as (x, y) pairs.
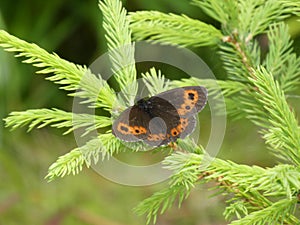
top-left (155, 86), bottom-right (207, 118)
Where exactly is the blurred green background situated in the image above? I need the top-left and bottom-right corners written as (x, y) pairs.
top-left (0, 0), bottom-right (299, 225)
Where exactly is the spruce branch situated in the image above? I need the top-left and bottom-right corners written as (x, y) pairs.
top-left (162, 152), bottom-right (300, 223)
top-left (264, 23), bottom-right (300, 93)
top-left (230, 197), bottom-right (298, 225)
top-left (193, 0), bottom-right (295, 38)
top-left (129, 11), bottom-right (222, 47)
top-left (99, 0), bottom-right (137, 105)
top-left (4, 108), bottom-right (111, 135)
top-left (219, 22), bottom-right (300, 123)
top-left (220, 34), bottom-right (258, 81)
top-left (246, 67), bottom-right (300, 165)
top-left (134, 184), bottom-right (190, 225)
top-left (283, 0), bottom-right (300, 17)
top-left (46, 132), bottom-right (127, 181)
top-left (98, 132), bottom-right (123, 159)
top-left (238, 0), bottom-right (291, 37)
top-left (46, 137), bottom-right (103, 181)
top-left (142, 68), bottom-right (171, 96)
top-left (163, 152), bottom-right (202, 189)
top-left (136, 149), bottom-right (278, 223)
top-left (45, 149), bottom-right (85, 181)
top-left (74, 69), bottom-right (116, 110)
top-left (191, 0), bottom-right (238, 24)
top-left (219, 37), bottom-right (300, 168)
top-left (0, 30), bottom-right (115, 110)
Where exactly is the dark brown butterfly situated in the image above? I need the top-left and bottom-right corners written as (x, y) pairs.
top-left (112, 86), bottom-right (208, 147)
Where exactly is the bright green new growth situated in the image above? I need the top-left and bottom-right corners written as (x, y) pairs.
top-left (1, 0), bottom-right (300, 224)
top-left (129, 11), bottom-right (222, 47)
top-left (99, 0), bottom-right (138, 106)
top-left (1, 0), bottom-right (137, 181)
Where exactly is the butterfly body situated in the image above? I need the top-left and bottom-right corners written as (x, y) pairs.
top-left (112, 86), bottom-right (207, 147)
top-left (136, 98), bottom-right (157, 116)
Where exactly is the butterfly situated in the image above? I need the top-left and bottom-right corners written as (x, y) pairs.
top-left (112, 86), bottom-right (208, 147)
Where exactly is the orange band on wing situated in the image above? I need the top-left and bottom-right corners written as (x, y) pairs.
top-left (117, 123), bottom-right (147, 135)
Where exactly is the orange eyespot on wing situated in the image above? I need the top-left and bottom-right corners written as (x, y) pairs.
top-left (170, 127), bottom-right (179, 137)
top-left (177, 89), bottom-right (200, 116)
top-left (185, 89), bottom-right (198, 101)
